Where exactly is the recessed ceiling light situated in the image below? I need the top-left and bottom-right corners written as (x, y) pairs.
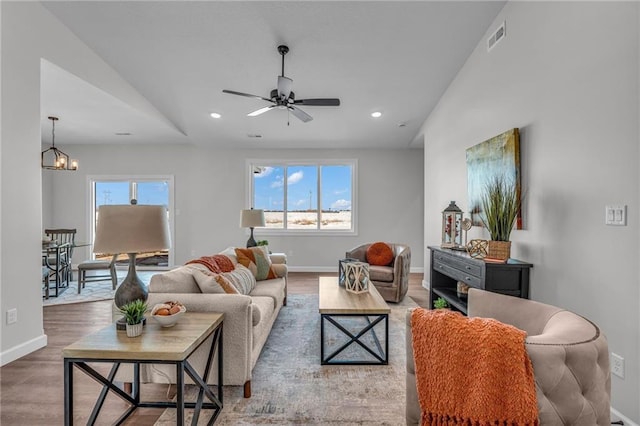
top-left (371, 111), bottom-right (382, 118)
top-left (210, 112), bottom-right (222, 119)
top-left (248, 134), bottom-right (263, 138)
top-left (115, 132), bottom-right (132, 136)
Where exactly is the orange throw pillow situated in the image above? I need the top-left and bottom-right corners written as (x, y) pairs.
top-left (366, 242), bottom-right (394, 266)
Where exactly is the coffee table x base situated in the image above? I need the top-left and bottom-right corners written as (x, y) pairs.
top-left (321, 313), bottom-right (389, 365)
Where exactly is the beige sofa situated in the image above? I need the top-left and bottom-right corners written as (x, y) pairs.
top-left (116, 253), bottom-right (287, 398)
top-left (406, 288), bottom-right (611, 425)
top-left (345, 242), bottom-right (411, 302)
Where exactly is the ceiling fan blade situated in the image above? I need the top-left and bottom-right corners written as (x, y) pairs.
top-left (248, 105), bottom-right (277, 117)
top-left (277, 76), bottom-right (292, 100)
top-left (293, 98), bottom-right (341, 106)
top-left (288, 106), bottom-right (313, 123)
top-left (223, 89), bottom-right (272, 103)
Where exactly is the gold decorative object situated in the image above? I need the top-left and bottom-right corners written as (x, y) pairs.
top-left (461, 218), bottom-right (472, 246)
top-left (466, 239), bottom-right (488, 259)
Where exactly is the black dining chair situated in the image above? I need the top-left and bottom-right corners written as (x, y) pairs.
top-left (43, 228), bottom-right (76, 292)
top-left (77, 254), bottom-right (119, 294)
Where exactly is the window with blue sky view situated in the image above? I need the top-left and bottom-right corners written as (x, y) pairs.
top-left (251, 161), bottom-right (355, 231)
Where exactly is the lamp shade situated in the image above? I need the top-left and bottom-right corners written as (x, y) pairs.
top-left (93, 205), bottom-right (171, 254)
top-left (240, 209), bottom-right (265, 228)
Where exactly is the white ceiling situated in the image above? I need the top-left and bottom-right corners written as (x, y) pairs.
top-left (40, 1), bottom-right (505, 149)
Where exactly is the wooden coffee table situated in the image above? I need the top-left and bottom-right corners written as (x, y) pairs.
top-left (63, 312), bottom-right (223, 425)
top-left (319, 276), bottom-right (390, 365)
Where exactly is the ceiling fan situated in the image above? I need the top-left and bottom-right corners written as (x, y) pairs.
top-left (223, 45), bottom-right (340, 124)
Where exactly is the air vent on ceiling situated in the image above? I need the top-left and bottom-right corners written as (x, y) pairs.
top-left (487, 21), bottom-right (506, 52)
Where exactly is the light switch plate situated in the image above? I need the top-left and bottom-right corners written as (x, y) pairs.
top-left (605, 205), bottom-right (626, 226)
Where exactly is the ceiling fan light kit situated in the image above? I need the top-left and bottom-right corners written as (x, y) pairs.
top-left (223, 45), bottom-right (340, 124)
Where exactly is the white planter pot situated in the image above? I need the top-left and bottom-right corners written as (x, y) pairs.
top-left (126, 322), bottom-right (143, 337)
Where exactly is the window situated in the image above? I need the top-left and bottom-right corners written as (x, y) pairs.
top-left (249, 160), bottom-right (356, 234)
top-left (89, 176), bottom-right (174, 267)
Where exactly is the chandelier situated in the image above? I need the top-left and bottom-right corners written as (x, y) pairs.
top-left (41, 116), bottom-right (78, 171)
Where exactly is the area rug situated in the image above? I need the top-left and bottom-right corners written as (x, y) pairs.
top-left (155, 294), bottom-right (417, 425)
top-left (42, 271), bottom-right (156, 306)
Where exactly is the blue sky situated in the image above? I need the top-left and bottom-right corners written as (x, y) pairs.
top-left (95, 181), bottom-right (169, 207)
top-left (253, 165), bottom-right (352, 211)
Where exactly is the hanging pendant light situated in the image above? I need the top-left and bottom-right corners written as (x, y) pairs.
top-left (41, 116), bottom-right (78, 171)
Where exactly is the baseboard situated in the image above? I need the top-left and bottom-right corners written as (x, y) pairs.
top-left (287, 266), bottom-right (424, 273)
top-left (0, 333), bottom-right (47, 366)
top-left (611, 407), bottom-right (638, 426)
top-left (422, 279), bottom-right (430, 291)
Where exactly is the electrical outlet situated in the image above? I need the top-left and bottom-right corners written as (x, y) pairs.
top-left (611, 352), bottom-right (625, 378)
top-left (6, 309), bottom-right (17, 325)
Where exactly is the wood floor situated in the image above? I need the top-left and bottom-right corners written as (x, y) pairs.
top-left (0, 272), bottom-right (427, 425)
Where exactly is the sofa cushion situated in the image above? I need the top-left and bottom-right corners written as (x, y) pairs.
top-left (217, 265), bottom-right (256, 295)
top-left (235, 246), bottom-right (278, 281)
top-left (250, 277), bottom-right (286, 307)
top-left (366, 242), bottom-right (394, 266)
top-left (149, 265), bottom-right (204, 293)
top-left (370, 265), bottom-right (394, 283)
top-left (192, 269), bottom-right (239, 294)
top-left (219, 247), bottom-right (239, 265)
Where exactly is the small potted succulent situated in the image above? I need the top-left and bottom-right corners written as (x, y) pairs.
top-left (119, 299), bottom-right (148, 337)
top-left (433, 297), bottom-right (449, 310)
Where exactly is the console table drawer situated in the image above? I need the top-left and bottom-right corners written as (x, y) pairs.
top-left (433, 251), bottom-right (483, 278)
top-left (433, 260), bottom-right (482, 289)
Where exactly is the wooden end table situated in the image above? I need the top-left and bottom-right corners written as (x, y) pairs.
top-left (63, 312), bottom-right (223, 425)
top-left (318, 276), bottom-right (390, 365)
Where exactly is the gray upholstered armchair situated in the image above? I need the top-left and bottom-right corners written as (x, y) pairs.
top-left (406, 288), bottom-right (611, 425)
top-left (345, 243), bottom-right (411, 303)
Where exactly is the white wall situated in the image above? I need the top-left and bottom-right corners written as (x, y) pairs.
top-left (45, 144), bottom-right (424, 271)
top-left (419, 2), bottom-right (639, 421)
top-left (0, 2), bottom-right (188, 364)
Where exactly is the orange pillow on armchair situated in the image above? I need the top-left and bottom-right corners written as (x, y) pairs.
top-left (366, 242), bottom-right (394, 266)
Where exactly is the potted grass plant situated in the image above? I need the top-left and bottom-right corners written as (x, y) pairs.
top-left (119, 299), bottom-right (148, 337)
top-left (480, 175), bottom-right (521, 261)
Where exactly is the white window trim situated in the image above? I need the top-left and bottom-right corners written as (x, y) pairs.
top-left (87, 174), bottom-right (176, 268)
top-left (246, 159), bottom-right (358, 236)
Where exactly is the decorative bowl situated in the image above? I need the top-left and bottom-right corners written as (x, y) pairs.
top-left (150, 303), bottom-right (186, 328)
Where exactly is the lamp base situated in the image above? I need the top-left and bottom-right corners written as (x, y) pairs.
top-left (246, 227), bottom-right (257, 248)
top-left (114, 253), bottom-right (148, 309)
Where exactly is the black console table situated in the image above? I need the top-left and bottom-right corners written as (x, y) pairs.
top-left (428, 246), bottom-right (532, 315)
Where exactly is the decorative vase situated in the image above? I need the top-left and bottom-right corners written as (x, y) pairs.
top-left (487, 240), bottom-right (511, 261)
top-left (126, 322), bottom-right (143, 338)
top-left (343, 261), bottom-right (369, 294)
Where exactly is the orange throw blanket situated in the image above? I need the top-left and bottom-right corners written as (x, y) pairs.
top-left (186, 255), bottom-right (234, 274)
top-left (411, 308), bottom-right (538, 426)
